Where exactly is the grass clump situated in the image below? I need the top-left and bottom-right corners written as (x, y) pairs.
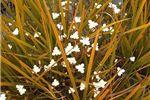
top-left (1, 0), bottom-right (150, 99)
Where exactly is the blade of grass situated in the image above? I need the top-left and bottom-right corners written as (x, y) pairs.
top-left (0, 82), bottom-right (16, 87)
top-left (123, 22), bottom-right (150, 36)
top-left (98, 89), bottom-right (110, 100)
top-left (132, 0), bottom-right (146, 28)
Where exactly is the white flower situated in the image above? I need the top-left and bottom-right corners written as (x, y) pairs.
top-left (52, 46), bottom-right (61, 56)
top-left (52, 13), bottom-right (60, 19)
top-left (16, 85), bottom-right (24, 90)
top-left (129, 56), bottom-right (135, 62)
top-left (16, 85), bottom-right (26, 95)
top-left (88, 20), bottom-right (98, 29)
top-left (12, 28), bottom-right (19, 35)
top-left (96, 14), bottom-right (99, 18)
top-left (94, 90), bottom-right (100, 97)
top-left (114, 59), bottom-right (118, 63)
top-left (8, 22), bottom-right (12, 26)
top-left (38, 60), bottom-right (41, 65)
top-left (0, 93), bottom-right (6, 100)
top-left (70, 31), bottom-right (79, 39)
top-left (114, 8), bottom-right (120, 14)
top-left (49, 59), bottom-right (57, 67)
top-left (119, 2), bottom-right (122, 5)
top-left (80, 83), bottom-right (85, 91)
top-left (87, 54), bottom-right (90, 57)
top-left (25, 32), bottom-right (29, 36)
top-left (57, 23), bottom-right (63, 30)
top-left (34, 32), bottom-right (41, 38)
top-left (73, 45), bottom-right (80, 52)
top-left (97, 4), bottom-right (102, 9)
top-left (63, 12), bottom-right (66, 17)
top-left (94, 71), bottom-right (98, 75)
top-left (68, 87), bottom-right (75, 94)
top-left (95, 3), bottom-right (102, 9)
top-left (62, 34), bottom-right (67, 38)
top-left (117, 67), bottom-right (125, 76)
top-left (102, 24), bottom-right (109, 32)
top-left (80, 37), bottom-right (90, 46)
top-left (75, 63), bottom-right (85, 73)
top-left (44, 59), bottom-right (57, 71)
top-left (61, 61), bottom-right (66, 67)
top-left (67, 57), bottom-right (76, 64)
top-left (93, 79), bottom-right (107, 89)
top-left (75, 17), bottom-right (81, 23)
top-left (87, 47), bottom-right (92, 52)
top-left (61, 1), bottom-right (72, 7)
top-left (108, 3), bottom-right (120, 14)
top-left (92, 43), bottom-right (99, 51)
top-left (19, 88), bottom-right (26, 95)
top-left (59, 34), bottom-right (67, 41)
top-left (109, 27), bottom-right (114, 34)
top-left (96, 75), bottom-right (101, 81)
top-left (44, 65), bottom-right (49, 71)
top-left (73, 25), bottom-right (76, 29)
top-left (32, 65), bottom-right (40, 73)
top-left (8, 44), bottom-right (12, 49)
top-left (62, 6), bottom-right (66, 10)
top-left (65, 43), bottom-right (74, 55)
top-left (61, 34), bottom-right (67, 39)
top-left (52, 79), bottom-right (60, 87)
top-left (108, 3), bottom-right (116, 8)
top-left (61, 1), bottom-right (67, 6)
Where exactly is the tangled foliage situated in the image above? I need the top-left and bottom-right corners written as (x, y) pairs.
top-left (1, 0), bottom-right (150, 99)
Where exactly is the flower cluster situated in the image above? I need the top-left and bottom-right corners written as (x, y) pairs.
top-left (93, 79), bottom-right (107, 97)
top-left (102, 23), bottom-right (114, 34)
top-left (28, 2), bottom-right (126, 98)
top-left (5, 0), bottom-right (132, 99)
top-left (108, 3), bottom-right (121, 14)
top-left (95, 3), bottom-right (102, 9)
